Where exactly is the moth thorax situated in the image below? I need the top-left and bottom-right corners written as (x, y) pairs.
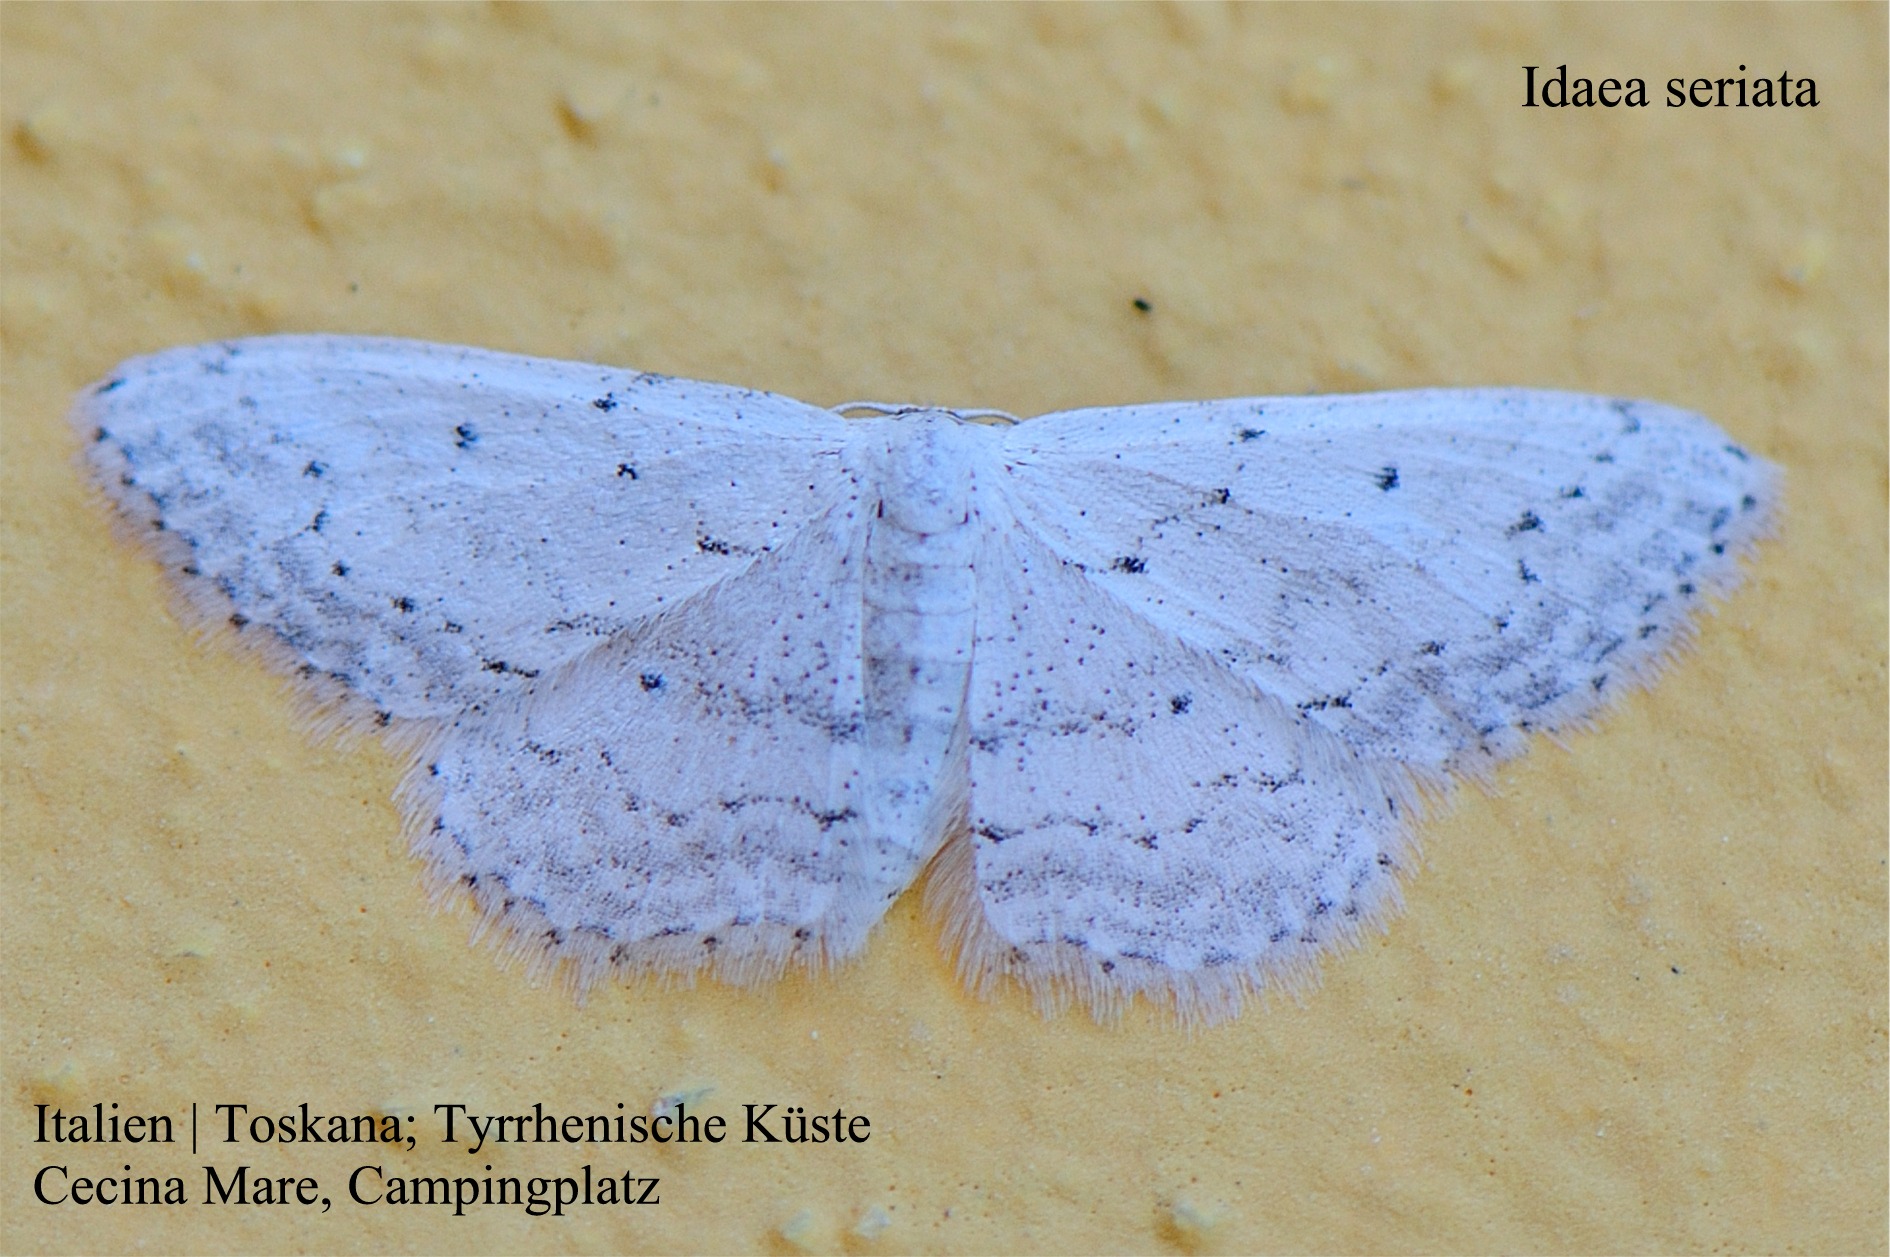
top-left (875, 412), bottom-right (983, 535)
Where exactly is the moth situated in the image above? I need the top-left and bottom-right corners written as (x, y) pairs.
top-left (76, 336), bottom-right (1777, 1021)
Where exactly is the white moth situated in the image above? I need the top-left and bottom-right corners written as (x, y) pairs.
top-left (75, 336), bottom-right (1778, 1022)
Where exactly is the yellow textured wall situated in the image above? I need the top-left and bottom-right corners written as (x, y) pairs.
top-left (3, 4), bottom-right (1883, 1252)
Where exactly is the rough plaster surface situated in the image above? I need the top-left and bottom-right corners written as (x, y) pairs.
top-left (3, 5), bottom-right (1883, 1253)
